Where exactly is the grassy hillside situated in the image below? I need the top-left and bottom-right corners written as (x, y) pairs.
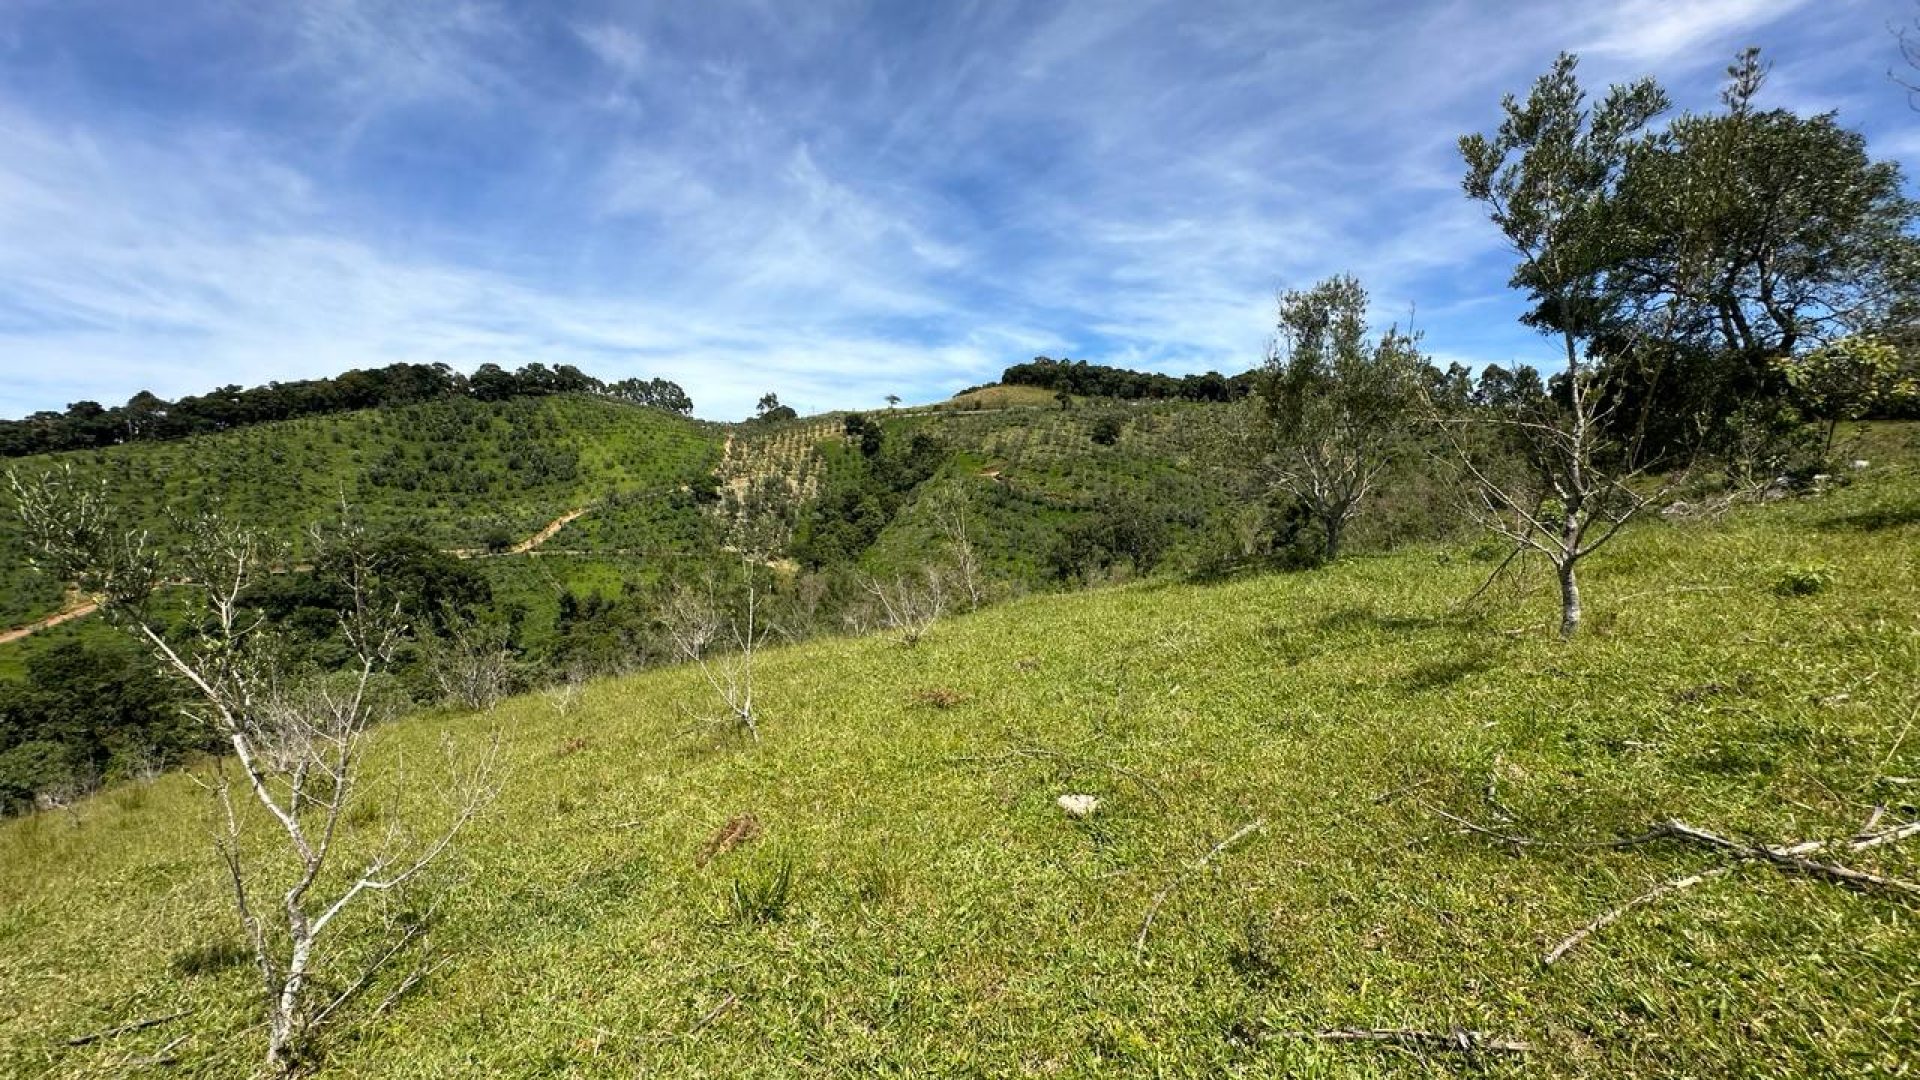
top-left (0, 395), bottom-right (722, 628)
top-left (3, 440), bottom-right (1916, 1077)
top-left (853, 398), bottom-right (1453, 585)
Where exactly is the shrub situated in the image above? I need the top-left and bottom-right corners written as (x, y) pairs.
top-left (1771, 565), bottom-right (1834, 597)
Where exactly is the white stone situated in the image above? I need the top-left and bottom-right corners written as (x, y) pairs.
top-left (1057, 793), bottom-right (1101, 819)
top-left (1851, 459), bottom-right (1870, 470)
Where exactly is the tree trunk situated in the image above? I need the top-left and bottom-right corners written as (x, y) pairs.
top-left (1322, 515), bottom-right (1343, 563)
top-left (1556, 558), bottom-right (1582, 640)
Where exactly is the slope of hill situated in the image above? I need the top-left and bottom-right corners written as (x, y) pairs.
top-left (3, 444), bottom-right (1916, 1077)
top-left (0, 395), bottom-right (724, 628)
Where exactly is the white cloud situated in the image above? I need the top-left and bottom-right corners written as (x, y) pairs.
top-left (1576, 0), bottom-right (1810, 68)
top-left (0, 0), bottom-right (1905, 424)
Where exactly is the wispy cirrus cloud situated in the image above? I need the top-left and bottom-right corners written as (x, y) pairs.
top-left (0, 0), bottom-right (1910, 421)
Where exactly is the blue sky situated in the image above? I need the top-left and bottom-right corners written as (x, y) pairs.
top-left (1, 0), bottom-right (1915, 421)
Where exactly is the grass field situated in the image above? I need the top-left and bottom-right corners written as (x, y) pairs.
top-left (2, 428), bottom-right (1916, 1077)
top-left (936, 384), bottom-right (1064, 410)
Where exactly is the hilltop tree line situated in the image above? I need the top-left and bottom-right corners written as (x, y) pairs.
top-left (0, 361), bottom-right (693, 458)
top-left (997, 357), bottom-right (1256, 403)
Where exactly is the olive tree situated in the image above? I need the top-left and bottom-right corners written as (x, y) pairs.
top-left (1454, 54), bottom-right (1673, 639)
top-left (1253, 274), bottom-right (1422, 562)
top-left (1780, 335), bottom-right (1917, 457)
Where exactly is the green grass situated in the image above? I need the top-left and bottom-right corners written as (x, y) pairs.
top-left (936, 384), bottom-right (1064, 410)
top-left (3, 445), bottom-right (1917, 1077)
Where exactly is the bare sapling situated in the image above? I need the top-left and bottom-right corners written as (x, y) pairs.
top-left (663, 560), bottom-right (773, 740)
top-left (860, 565), bottom-right (947, 646)
top-left (1428, 359), bottom-right (1678, 639)
top-left (424, 616), bottom-right (515, 711)
top-left (929, 479), bottom-right (987, 610)
top-left (8, 468), bottom-right (499, 1074)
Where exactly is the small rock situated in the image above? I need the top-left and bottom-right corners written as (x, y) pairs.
top-left (1057, 794), bottom-right (1101, 819)
top-left (1851, 459), bottom-right (1870, 470)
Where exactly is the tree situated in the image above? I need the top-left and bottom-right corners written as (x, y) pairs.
top-left (662, 560), bottom-right (773, 740)
top-left (1779, 335), bottom-right (1918, 456)
top-left (884, 394), bottom-right (901, 409)
top-left (8, 470), bottom-right (498, 1072)
top-left (860, 567), bottom-right (947, 647)
top-left (1605, 51), bottom-right (1919, 378)
top-left (1898, 4), bottom-right (1920, 108)
top-left (927, 478), bottom-right (987, 611)
top-left (1454, 53), bottom-right (1674, 639)
top-left (1252, 274), bottom-right (1422, 562)
top-left (753, 392), bottom-right (797, 423)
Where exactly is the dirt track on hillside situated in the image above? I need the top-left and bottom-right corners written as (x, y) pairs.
top-left (0, 597), bottom-right (102, 645)
top-left (2, 505), bottom-right (594, 645)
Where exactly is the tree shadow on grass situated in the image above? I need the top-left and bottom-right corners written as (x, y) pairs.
top-left (1261, 604), bottom-right (1484, 669)
top-left (1819, 500), bottom-right (1920, 532)
top-left (1313, 604), bottom-right (1460, 638)
top-left (1398, 653), bottom-right (1500, 694)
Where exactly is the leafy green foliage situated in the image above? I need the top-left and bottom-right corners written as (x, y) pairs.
top-left (1780, 336), bottom-right (1918, 455)
top-left (1254, 274), bottom-right (1424, 559)
top-left (725, 856), bottom-right (797, 925)
top-left (0, 640), bottom-right (194, 812)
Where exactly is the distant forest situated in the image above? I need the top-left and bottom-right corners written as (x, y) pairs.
top-left (997, 357), bottom-right (1257, 402)
top-left (0, 362), bottom-right (694, 457)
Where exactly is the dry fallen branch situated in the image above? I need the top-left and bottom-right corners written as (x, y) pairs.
top-left (688, 992), bottom-right (738, 1038)
top-left (1274, 1027), bottom-right (1531, 1055)
top-left (1657, 819), bottom-right (1920, 896)
top-left (1544, 865), bottom-right (1735, 966)
top-left (64, 1010), bottom-right (191, 1047)
top-left (1135, 819), bottom-right (1265, 951)
top-left (1545, 815), bottom-right (1920, 965)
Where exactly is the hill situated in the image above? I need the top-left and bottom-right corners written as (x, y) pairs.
top-left (3, 436), bottom-right (1917, 1076)
top-left (0, 394), bottom-right (723, 628)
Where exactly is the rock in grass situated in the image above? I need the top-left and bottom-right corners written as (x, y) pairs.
top-left (1057, 794), bottom-right (1101, 819)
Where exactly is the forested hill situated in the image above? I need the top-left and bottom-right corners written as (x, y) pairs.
top-left (0, 361), bottom-right (693, 458)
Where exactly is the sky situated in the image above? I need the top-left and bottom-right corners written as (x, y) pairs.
top-left (0, 0), bottom-right (1915, 421)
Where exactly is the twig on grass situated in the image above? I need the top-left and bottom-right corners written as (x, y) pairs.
top-left (64, 1010), bottom-right (190, 1047)
top-left (1274, 1027), bottom-right (1531, 1055)
top-left (688, 993), bottom-right (738, 1038)
top-left (1656, 819), bottom-right (1920, 896)
top-left (1545, 816), bottom-right (1920, 965)
top-left (1134, 819), bottom-right (1264, 951)
top-left (1543, 865), bottom-right (1736, 966)
top-left (1421, 803), bottom-right (1669, 850)
top-left (123, 1033), bottom-right (189, 1068)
